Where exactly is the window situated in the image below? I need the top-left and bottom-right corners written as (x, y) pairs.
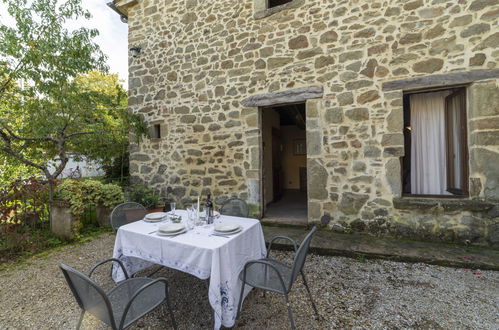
top-left (268, 0), bottom-right (292, 8)
top-left (149, 121), bottom-right (165, 141)
top-left (402, 87), bottom-right (468, 196)
top-left (254, 0), bottom-right (300, 19)
top-left (153, 124), bottom-right (161, 139)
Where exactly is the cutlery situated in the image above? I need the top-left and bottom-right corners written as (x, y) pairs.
top-left (210, 234), bottom-right (231, 238)
top-left (148, 230), bottom-right (157, 234)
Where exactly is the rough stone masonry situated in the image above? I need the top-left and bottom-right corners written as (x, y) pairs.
top-left (114, 0), bottom-right (499, 248)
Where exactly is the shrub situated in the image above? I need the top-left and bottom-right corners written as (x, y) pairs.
top-left (102, 151), bottom-right (130, 186)
top-left (0, 178), bottom-right (52, 262)
top-left (0, 178), bottom-right (50, 229)
top-left (55, 179), bottom-right (124, 217)
top-left (124, 185), bottom-right (160, 209)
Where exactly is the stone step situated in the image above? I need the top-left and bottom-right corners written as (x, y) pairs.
top-left (262, 225), bottom-right (499, 271)
top-left (261, 217), bottom-right (308, 228)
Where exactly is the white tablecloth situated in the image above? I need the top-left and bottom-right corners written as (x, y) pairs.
top-left (112, 210), bottom-right (267, 329)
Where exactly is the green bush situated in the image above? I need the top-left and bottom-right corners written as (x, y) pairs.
top-left (55, 179), bottom-right (124, 217)
top-left (99, 184), bottom-right (125, 209)
top-left (125, 185), bottom-right (160, 209)
top-left (102, 151), bottom-right (130, 186)
top-left (0, 177), bottom-right (50, 229)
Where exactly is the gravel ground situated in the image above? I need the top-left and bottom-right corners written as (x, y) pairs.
top-left (0, 232), bottom-right (498, 330)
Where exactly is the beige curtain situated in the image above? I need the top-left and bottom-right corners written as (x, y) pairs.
top-left (410, 91), bottom-right (450, 195)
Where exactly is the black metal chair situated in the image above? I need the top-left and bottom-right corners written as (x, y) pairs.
top-left (109, 202), bottom-right (164, 277)
top-left (236, 226), bottom-right (319, 329)
top-left (110, 202), bottom-right (147, 233)
top-left (59, 258), bottom-right (177, 330)
top-left (219, 197), bottom-right (249, 217)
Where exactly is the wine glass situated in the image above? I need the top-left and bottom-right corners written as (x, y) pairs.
top-left (170, 202), bottom-right (176, 215)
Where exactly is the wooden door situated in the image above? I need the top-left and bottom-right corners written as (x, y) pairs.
top-left (272, 128), bottom-right (283, 202)
top-left (445, 89), bottom-right (468, 195)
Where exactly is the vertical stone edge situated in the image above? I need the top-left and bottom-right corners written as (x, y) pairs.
top-left (468, 79), bottom-right (499, 202)
top-left (306, 99), bottom-right (326, 226)
top-left (244, 106), bottom-right (262, 218)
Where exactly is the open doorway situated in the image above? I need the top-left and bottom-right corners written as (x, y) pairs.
top-left (261, 102), bottom-right (307, 225)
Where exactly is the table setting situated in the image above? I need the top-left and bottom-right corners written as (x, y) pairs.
top-left (112, 203), bottom-right (267, 329)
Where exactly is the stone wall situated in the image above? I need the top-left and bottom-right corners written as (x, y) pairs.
top-left (119, 0), bottom-right (499, 248)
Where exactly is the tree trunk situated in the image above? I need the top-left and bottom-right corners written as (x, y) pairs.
top-left (48, 179), bottom-right (55, 201)
top-left (47, 176), bottom-right (56, 231)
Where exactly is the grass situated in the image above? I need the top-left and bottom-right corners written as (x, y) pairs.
top-left (355, 254), bottom-right (367, 263)
top-left (0, 224), bottom-right (111, 272)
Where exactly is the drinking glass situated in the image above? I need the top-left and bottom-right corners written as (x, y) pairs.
top-left (170, 202), bottom-right (176, 215)
top-left (215, 212), bottom-right (223, 225)
top-left (186, 206), bottom-right (196, 230)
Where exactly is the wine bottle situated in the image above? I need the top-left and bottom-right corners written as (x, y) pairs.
top-left (205, 194), bottom-right (214, 224)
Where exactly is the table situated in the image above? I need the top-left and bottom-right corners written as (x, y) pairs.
top-left (112, 210), bottom-right (267, 329)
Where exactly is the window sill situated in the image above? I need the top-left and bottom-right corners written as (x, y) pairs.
top-left (150, 138), bottom-right (162, 143)
top-left (393, 197), bottom-right (494, 212)
top-left (254, 0), bottom-right (304, 19)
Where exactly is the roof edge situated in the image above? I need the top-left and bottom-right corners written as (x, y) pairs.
top-left (107, 2), bottom-right (128, 23)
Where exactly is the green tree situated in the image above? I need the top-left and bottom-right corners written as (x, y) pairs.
top-left (72, 71), bottom-right (135, 183)
top-left (0, 154), bottom-right (38, 186)
top-left (72, 71), bottom-right (128, 163)
top-left (0, 0), bottom-right (139, 197)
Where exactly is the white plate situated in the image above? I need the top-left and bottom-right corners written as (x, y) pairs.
top-left (145, 212), bottom-right (167, 220)
top-left (214, 227), bottom-right (242, 235)
top-left (143, 217), bottom-right (164, 223)
top-left (157, 228), bottom-right (187, 236)
top-left (158, 223), bottom-right (185, 233)
top-left (214, 223), bottom-right (239, 232)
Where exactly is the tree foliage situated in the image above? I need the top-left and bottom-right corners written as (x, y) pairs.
top-left (0, 0), bottom-right (142, 195)
top-left (0, 154), bottom-right (38, 186)
top-left (71, 71), bottom-right (129, 164)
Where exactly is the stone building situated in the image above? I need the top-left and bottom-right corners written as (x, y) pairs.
top-left (111, 0), bottom-right (499, 248)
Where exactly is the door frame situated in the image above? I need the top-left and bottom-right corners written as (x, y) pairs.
top-left (259, 101), bottom-right (310, 218)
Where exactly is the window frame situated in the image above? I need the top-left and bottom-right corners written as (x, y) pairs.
top-left (444, 89), bottom-right (469, 196)
top-left (267, 0), bottom-right (292, 9)
top-left (149, 120), bottom-right (164, 142)
top-left (253, 0), bottom-right (303, 19)
top-left (154, 124), bottom-right (161, 139)
top-left (401, 85), bottom-right (469, 198)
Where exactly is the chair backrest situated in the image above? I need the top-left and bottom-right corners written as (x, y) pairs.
top-left (219, 198), bottom-right (249, 217)
top-left (110, 202), bottom-right (147, 232)
top-left (290, 226), bottom-right (317, 286)
top-left (59, 263), bottom-right (116, 329)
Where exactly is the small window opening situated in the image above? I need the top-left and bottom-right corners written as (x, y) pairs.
top-left (154, 124), bottom-right (161, 139)
top-left (268, 0), bottom-right (292, 9)
top-left (402, 87), bottom-right (468, 196)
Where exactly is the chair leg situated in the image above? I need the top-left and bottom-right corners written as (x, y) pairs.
top-left (284, 293), bottom-right (295, 330)
top-left (146, 265), bottom-right (163, 277)
top-left (165, 287), bottom-right (177, 330)
top-left (301, 271), bottom-right (319, 318)
top-left (76, 310), bottom-right (85, 330)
